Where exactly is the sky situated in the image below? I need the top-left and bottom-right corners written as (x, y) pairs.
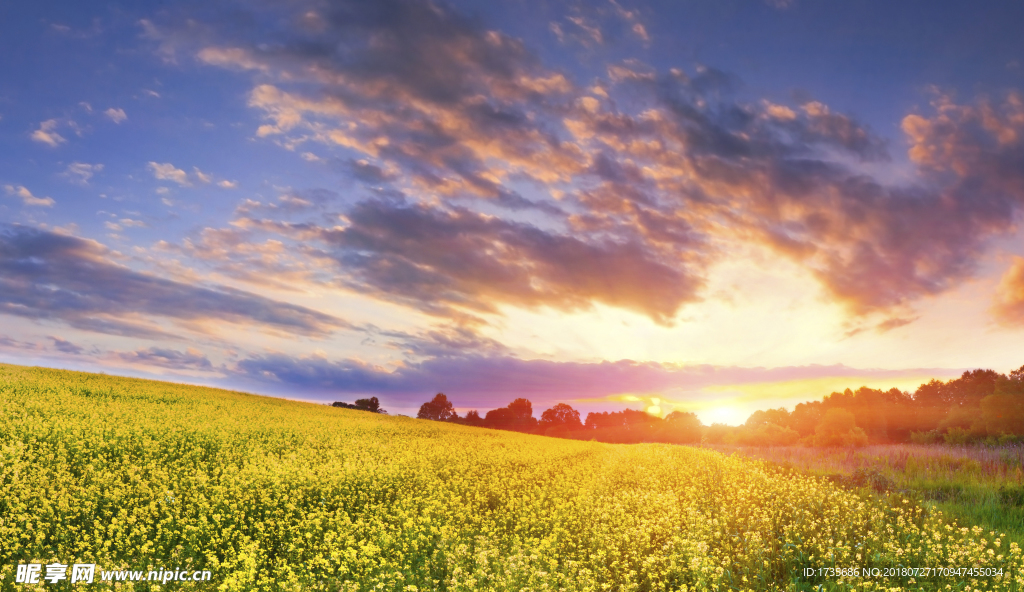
top-left (2, 0), bottom-right (1024, 424)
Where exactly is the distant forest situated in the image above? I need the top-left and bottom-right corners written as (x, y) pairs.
top-left (334, 365), bottom-right (1024, 446)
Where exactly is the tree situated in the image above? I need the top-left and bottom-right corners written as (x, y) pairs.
top-left (417, 393), bottom-right (456, 421)
top-left (332, 397), bottom-right (386, 413)
top-left (658, 411), bottom-right (703, 443)
top-left (484, 406), bottom-right (515, 428)
top-left (790, 400), bottom-right (824, 436)
top-left (979, 376), bottom-right (1024, 436)
top-left (914, 370), bottom-right (1002, 408)
top-left (813, 408), bottom-right (867, 447)
top-left (540, 403), bottom-right (583, 430)
top-left (584, 411), bottom-right (621, 430)
top-left (507, 398), bottom-right (534, 422)
top-left (355, 397), bottom-right (384, 413)
top-left (745, 408), bottom-right (792, 429)
top-left (463, 410), bottom-right (483, 426)
top-left (484, 398), bottom-right (538, 431)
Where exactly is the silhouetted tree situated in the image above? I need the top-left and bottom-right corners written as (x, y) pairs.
top-left (914, 370), bottom-right (1001, 408)
top-left (507, 398), bottom-right (534, 422)
top-left (418, 393), bottom-right (456, 421)
top-left (540, 403), bottom-right (583, 430)
top-left (484, 398), bottom-right (538, 431)
top-left (484, 406), bottom-right (515, 428)
top-left (463, 410), bottom-right (483, 426)
top-left (332, 396), bottom-right (386, 413)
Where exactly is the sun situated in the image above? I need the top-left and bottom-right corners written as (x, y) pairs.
top-left (700, 405), bottom-right (747, 426)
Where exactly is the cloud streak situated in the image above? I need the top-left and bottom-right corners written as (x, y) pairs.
top-left (0, 225), bottom-right (353, 339)
top-left (232, 351), bottom-right (953, 410)
top-left (114, 346), bottom-right (213, 370)
top-left (4, 185), bottom-right (54, 207)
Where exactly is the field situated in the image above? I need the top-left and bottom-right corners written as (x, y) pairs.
top-left (714, 444), bottom-right (1024, 548)
top-left (2, 363), bottom-right (1023, 591)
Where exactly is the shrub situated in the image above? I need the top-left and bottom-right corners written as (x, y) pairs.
top-left (910, 430), bottom-right (942, 444)
top-left (943, 427), bottom-right (972, 445)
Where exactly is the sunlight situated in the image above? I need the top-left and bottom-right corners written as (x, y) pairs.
top-left (701, 405), bottom-right (747, 426)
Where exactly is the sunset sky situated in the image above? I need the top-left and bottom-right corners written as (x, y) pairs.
top-left (3, 0), bottom-right (1024, 424)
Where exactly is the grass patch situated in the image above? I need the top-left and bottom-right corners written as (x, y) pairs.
top-left (719, 443), bottom-right (1024, 547)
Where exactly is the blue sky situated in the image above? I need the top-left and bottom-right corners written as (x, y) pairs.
top-left (3, 0), bottom-right (1024, 423)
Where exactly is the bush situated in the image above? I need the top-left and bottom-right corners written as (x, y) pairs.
top-left (909, 430), bottom-right (942, 444)
top-left (943, 427), bottom-right (972, 445)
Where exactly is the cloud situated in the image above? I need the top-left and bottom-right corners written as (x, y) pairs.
top-left (992, 256), bottom-right (1024, 326)
top-left (197, 46), bottom-right (269, 72)
top-left (162, 225), bottom-right (331, 291)
top-left (63, 162), bottom-right (104, 185)
top-left (232, 351), bottom-right (950, 410)
top-left (381, 324), bottom-right (511, 359)
top-left (31, 119), bottom-right (66, 147)
top-left (0, 225), bottom-right (353, 338)
top-left (178, 0), bottom-right (1024, 328)
top-left (148, 162), bottom-right (191, 186)
top-left (48, 336), bottom-right (84, 354)
top-left (148, 162), bottom-right (230, 187)
top-left (192, 167), bottom-right (212, 183)
top-left (114, 346), bottom-right (213, 370)
top-left (552, 0), bottom-right (651, 48)
top-left (104, 108), bottom-right (127, 124)
top-left (0, 335), bottom-right (40, 351)
top-left (318, 198), bottom-right (702, 324)
top-left (4, 185), bottom-right (55, 207)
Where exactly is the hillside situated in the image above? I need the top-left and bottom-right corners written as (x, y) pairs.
top-left (1, 363), bottom-right (1020, 591)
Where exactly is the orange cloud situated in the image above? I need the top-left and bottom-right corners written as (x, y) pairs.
top-left (992, 256), bottom-right (1024, 326)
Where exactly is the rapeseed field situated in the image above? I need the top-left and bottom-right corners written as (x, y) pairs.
top-left (1, 363), bottom-right (1022, 591)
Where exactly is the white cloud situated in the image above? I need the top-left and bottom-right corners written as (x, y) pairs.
top-left (192, 167), bottom-right (212, 184)
top-left (148, 162), bottom-right (191, 186)
top-left (31, 119), bottom-right (66, 147)
top-left (105, 108), bottom-right (127, 124)
top-left (197, 47), bottom-right (270, 72)
top-left (148, 162), bottom-right (232, 187)
top-left (63, 162), bottom-right (104, 185)
top-left (4, 185), bottom-right (55, 207)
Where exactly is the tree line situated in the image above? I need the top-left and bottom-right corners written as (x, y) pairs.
top-left (402, 364), bottom-right (1024, 447)
top-left (414, 393), bottom-right (704, 444)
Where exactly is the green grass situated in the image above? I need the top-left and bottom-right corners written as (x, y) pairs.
top-left (716, 443), bottom-right (1024, 546)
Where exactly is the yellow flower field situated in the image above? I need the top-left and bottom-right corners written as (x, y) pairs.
top-left (1, 363), bottom-right (1021, 591)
